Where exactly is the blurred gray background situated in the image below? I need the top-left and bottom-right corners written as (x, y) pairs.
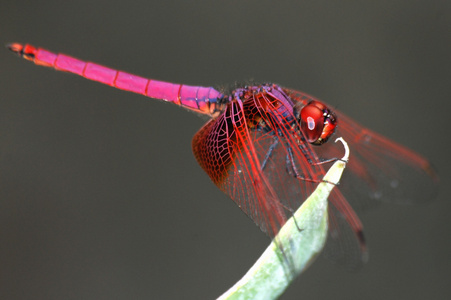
top-left (1, 1), bottom-right (450, 299)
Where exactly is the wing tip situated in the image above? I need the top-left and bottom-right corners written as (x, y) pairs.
top-left (423, 162), bottom-right (440, 184)
top-left (356, 229), bottom-right (369, 263)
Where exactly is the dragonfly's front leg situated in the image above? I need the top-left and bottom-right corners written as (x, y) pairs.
top-left (260, 137), bottom-right (279, 172)
top-left (286, 146), bottom-right (337, 185)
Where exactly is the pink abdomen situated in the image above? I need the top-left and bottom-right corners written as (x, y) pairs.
top-left (9, 43), bottom-right (224, 116)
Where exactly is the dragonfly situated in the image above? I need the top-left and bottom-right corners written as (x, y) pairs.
top-left (8, 43), bottom-right (438, 268)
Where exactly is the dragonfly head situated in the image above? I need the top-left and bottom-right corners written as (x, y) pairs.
top-left (299, 100), bottom-right (337, 145)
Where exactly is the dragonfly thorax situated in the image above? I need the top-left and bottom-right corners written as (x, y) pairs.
top-left (228, 84), bottom-right (337, 146)
top-left (230, 84), bottom-right (298, 134)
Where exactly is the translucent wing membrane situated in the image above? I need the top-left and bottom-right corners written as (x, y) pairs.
top-left (325, 202), bottom-right (367, 269)
top-left (193, 99), bottom-right (289, 237)
top-left (194, 85), bottom-right (437, 268)
top-left (193, 85), bottom-right (367, 268)
top-left (337, 113), bottom-right (438, 205)
top-left (285, 89), bottom-right (439, 209)
top-left (283, 88), bottom-right (438, 266)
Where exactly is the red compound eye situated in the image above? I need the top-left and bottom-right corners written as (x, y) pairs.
top-left (300, 101), bottom-right (337, 145)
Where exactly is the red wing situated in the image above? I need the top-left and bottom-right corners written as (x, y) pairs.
top-left (191, 85), bottom-right (438, 268)
top-left (192, 91), bottom-right (366, 269)
top-left (192, 100), bottom-right (293, 237)
top-left (283, 87), bottom-right (438, 267)
top-left (284, 88), bottom-right (439, 209)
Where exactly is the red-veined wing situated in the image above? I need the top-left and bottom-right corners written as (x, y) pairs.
top-left (192, 85), bottom-right (367, 268)
top-left (192, 99), bottom-right (298, 238)
top-left (284, 88), bottom-right (439, 210)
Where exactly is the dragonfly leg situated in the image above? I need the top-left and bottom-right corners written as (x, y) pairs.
top-left (286, 146), bottom-right (336, 185)
top-left (297, 139), bottom-right (341, 166)
top-left (260, 137), bottom-right (279, 172)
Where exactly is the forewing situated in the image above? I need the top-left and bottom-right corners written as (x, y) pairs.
top-left (193, 90), bottom-right (368, 267)
top-left (284, 87), bottom-right (437, 267)
top-left (284, 88), bottom-right (439, 209)
top-left (192, 101), bottom-right (289, 238)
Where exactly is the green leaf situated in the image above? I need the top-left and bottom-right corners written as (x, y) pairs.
top-left (218, 138), bottom-right (349, 300)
